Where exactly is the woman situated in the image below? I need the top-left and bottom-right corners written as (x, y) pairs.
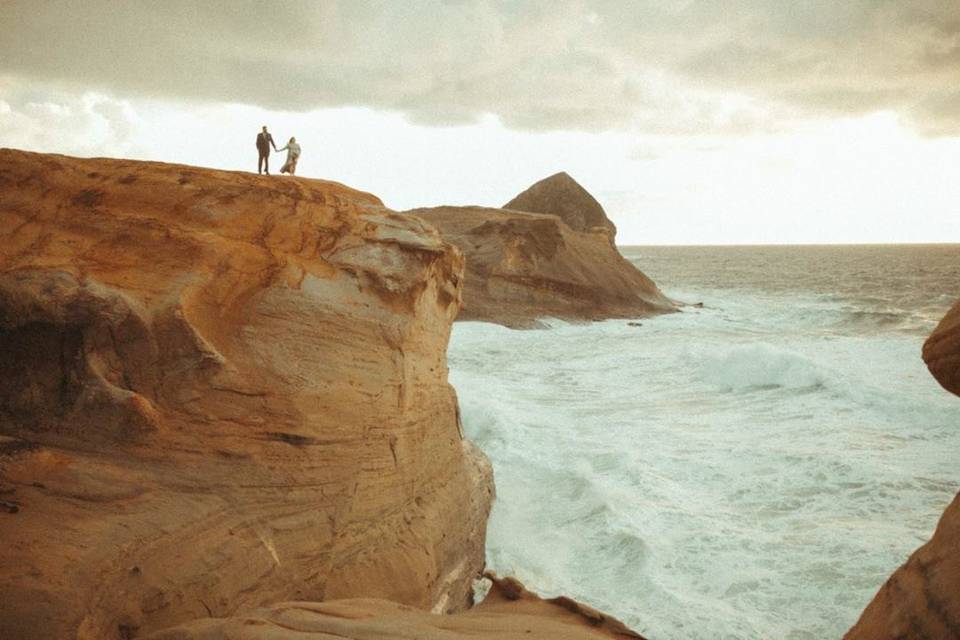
top-left (277, 137), bottom-right (301, 175)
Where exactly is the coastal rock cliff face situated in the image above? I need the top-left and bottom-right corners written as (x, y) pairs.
top-left (142, 574), bottom-right (646, 640)
top-left (844, 300), bottom-right (960, 640)
top-left (0, 150), bottom-right (494, 639)
top-left (409, 175), bottom-right (674, 327)
top-left (923, 299), bottom-right (960, 397)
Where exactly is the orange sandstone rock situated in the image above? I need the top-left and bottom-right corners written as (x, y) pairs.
top-left (923, 299), bottom-right (960, 397)
top-left (0, 149), bottom-right (493, 639)
top-left (141, 574), bottom-right (647, 640)
top-left (410, 174), bottom-right (674, 327)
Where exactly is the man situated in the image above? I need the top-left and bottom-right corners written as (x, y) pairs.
top-left (256, 126), bottom-right (278, 175)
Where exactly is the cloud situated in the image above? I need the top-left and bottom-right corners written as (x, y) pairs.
top-left (1, 1), bottom-right (958, 134)
top-left (0, 78), bottom-right (141, 156)
top-left (667, 2), bottom-right (960, 129)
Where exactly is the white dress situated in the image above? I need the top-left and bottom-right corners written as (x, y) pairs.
top-left (278, 143), bottom-right (301, 173)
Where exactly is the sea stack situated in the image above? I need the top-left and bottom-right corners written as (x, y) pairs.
top-left (0, 149), bottom-right (494, 639)
top-left (844, 299), bottom-right (960, 640)
top-left (410, 173), bottom-right (675, 327)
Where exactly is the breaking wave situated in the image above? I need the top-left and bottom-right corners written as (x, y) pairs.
top-left (696, 344), bottom-right (829, 392)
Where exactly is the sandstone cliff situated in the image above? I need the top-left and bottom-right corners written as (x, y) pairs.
top-left (141, 574), bottom-right (646, 640)
top-left (844, 300), bottom-right (960, 640)
top-left (409, 174), bottom-right (674, 327)
top-left (0, 149), bottom-right (494, 639)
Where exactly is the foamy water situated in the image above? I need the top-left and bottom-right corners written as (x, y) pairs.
top-left (450, 245), bottom-right (960, 639)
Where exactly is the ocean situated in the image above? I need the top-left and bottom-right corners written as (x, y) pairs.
top-left (449, 244), bottom-right (960, 640)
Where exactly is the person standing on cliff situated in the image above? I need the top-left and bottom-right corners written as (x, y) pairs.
top-left (256, 126), bottom-right (278, 175)
top-left (277, 137), bottom-right (301, 175)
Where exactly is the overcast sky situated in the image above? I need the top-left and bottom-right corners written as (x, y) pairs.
top-left (2, 1), bottom-right (959, 244)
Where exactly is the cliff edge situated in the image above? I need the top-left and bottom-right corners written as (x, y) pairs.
top-left (0, 149), bottom-right (493, 639)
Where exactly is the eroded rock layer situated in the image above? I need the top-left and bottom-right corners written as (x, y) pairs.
top-left (142, 574), bottom-right (647, 640)
top-left (0, 149), bottom-right (494, 639)
top-left (845, 299), bottom-right (960, 640)
top-left (410, 200), bottom-right (674, 327)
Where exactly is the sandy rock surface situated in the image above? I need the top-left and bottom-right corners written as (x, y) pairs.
top-left (410, 174), bottom-right (674, 327)
top-left (142, 574), bottom-right (646, 640)
top-left (844, 299), bottom-right (960, 640)
top-left (0, 150), bottom-right (493, 639)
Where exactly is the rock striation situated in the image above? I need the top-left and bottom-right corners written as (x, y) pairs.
top-left (141, 574), bottom-right (647, 640)
top-left (923, 298), bottom-right (960, 397)
top-left (844, 299), bottom-right (960, 640)
top-left (409, 174), bottom-right (675, 327)
top-left (0, 149), bottom-right (494, 639)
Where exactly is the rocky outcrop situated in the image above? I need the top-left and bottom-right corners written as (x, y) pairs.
top-left (504, 172), bottom-right (617, 241)
top-left (142, 574), bottom-right (646, 639)
top-left (409, 175), bottom-right (674, 327)
top-left (0, 149), bottom-right (494, 639)
top-left (923, 299), bottom-right (960, 396)
top-left (844, 300), bottom-right (960, 640)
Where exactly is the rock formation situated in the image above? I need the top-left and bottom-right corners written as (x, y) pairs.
top-left (141, 574), bottom-right (646, 640)
top-left (504, 172), bottom-right (617, 241)
top-left (923, 299), bottom-right (960, 397)
top-left (844, 300), bottom-right (960, 640)
top-left (409, 174), bottom-right (675, 327)
top-left (0, 149), bottom-right (494, 639)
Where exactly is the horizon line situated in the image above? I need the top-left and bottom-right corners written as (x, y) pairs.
top-left (619, 241), bottom-right (960, 248)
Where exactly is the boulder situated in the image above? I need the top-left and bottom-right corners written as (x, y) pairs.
top-left (0, 149), bottom-right (493, 639)
top-left (923, 299), bottom-right (960, 397)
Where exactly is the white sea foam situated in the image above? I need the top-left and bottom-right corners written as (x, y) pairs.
top-left (449, 245), bottom-right (960, 640)
top-left (696, 344), bottom-right (828, 392)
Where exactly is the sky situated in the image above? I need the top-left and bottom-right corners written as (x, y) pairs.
top-left (1, 1), bottom-right (959, 245)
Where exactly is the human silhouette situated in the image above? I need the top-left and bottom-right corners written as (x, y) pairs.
top-left (256, 126), bottom-right (278, 174)
top-left (278, 137), bottom-right (302, 175)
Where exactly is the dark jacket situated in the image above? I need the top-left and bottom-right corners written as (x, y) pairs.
top-left (256, 132), bottom-right (276, 152)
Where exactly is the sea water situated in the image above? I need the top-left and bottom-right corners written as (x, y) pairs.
top-left (448, 244), bottom-right (960, 640)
